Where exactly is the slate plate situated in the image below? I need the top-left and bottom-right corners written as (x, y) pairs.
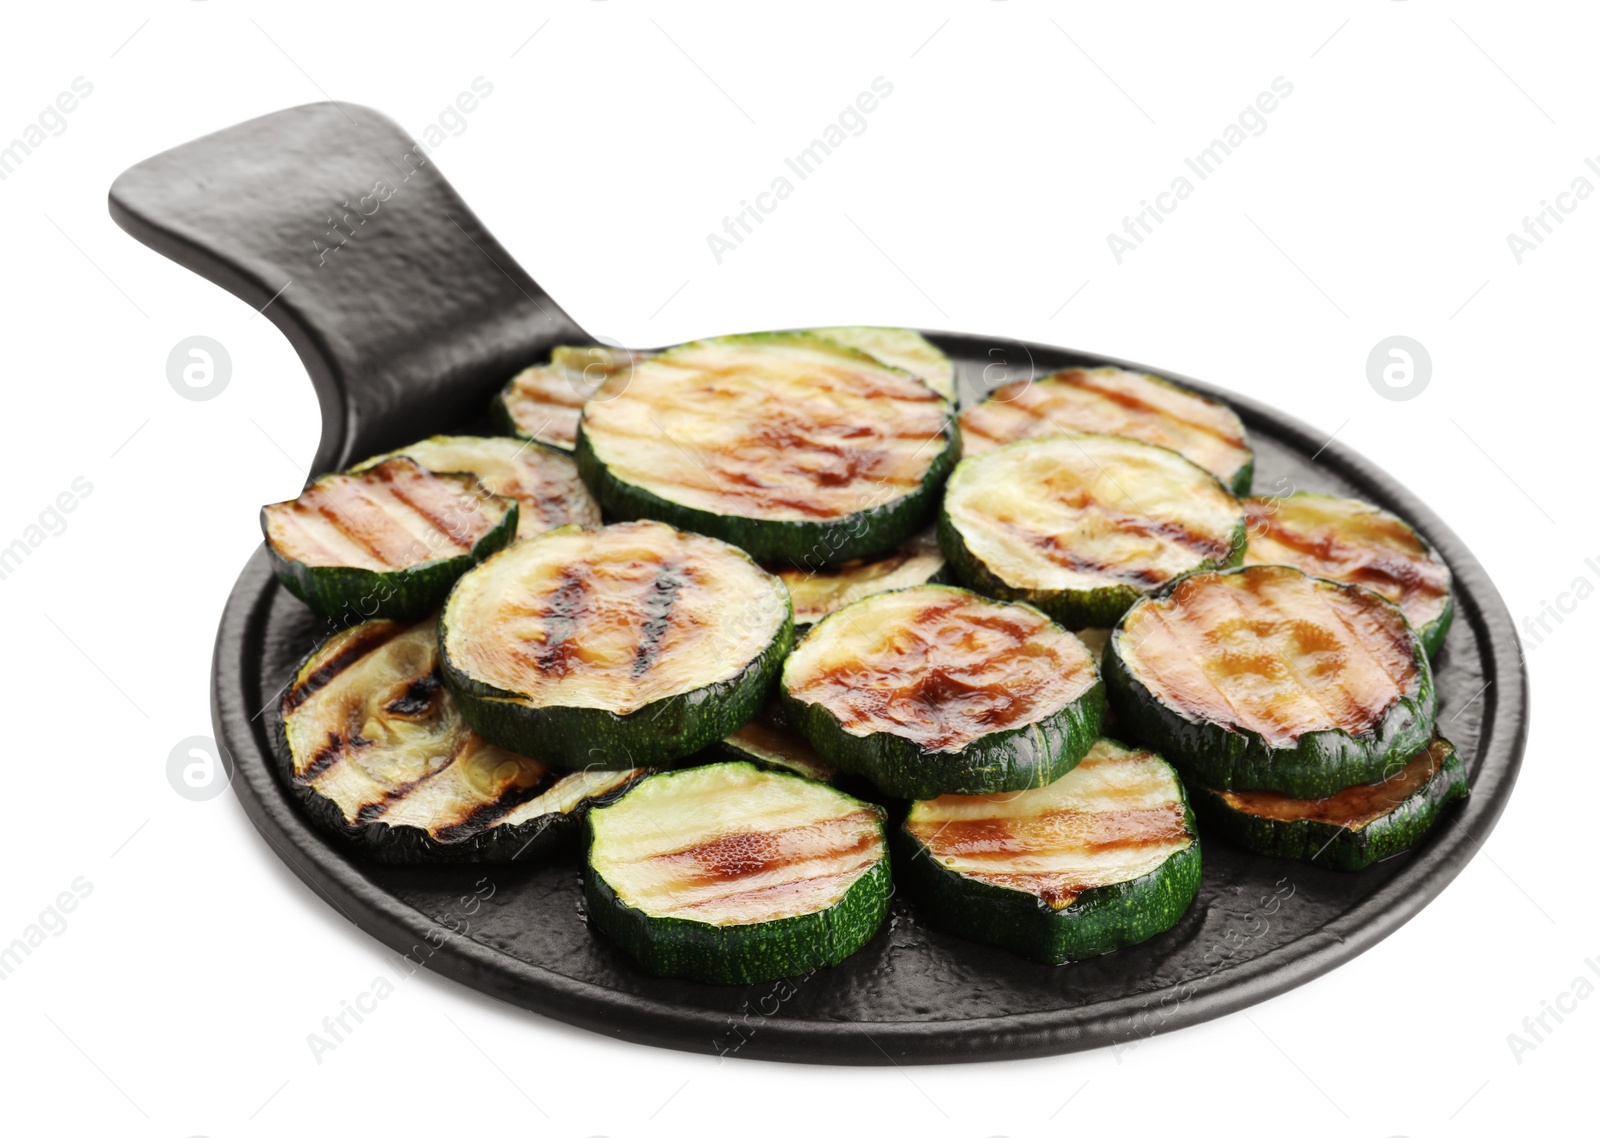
top-left (109, 102), bottom-right (1528, 1064)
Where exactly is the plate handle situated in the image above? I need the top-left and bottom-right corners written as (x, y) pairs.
top-left (109, 101), bottom-right (588, 475)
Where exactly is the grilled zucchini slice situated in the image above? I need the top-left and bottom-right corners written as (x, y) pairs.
top-left (1243, 492), bottom-right (1454, 656)
top-left (494, 345), bottom-right (650, 451)
top-left (775, 528), bottom-right (946, 627)
top-left (440, 520), bottom-right (793, 768)
top-left (810, 326), bottom-right (955, 401)
top-left (351, 435), bottom-right (600, 540)
top-left (939, 434), bottom-right (1246, 629)
top-left (960, 367), bottom-right (1253, 493)
top-left (1104, 564), bottom-right (1437, 798)
top-left (780, 585), bottom-right (1105, 799)
top-left (262, 457), bottom-right (518, 621)
top-left (706, 711), bottom-right (837, 783)
top-left (898, 739), bottom-right (1200, 964)
top-left (574, 333), bottom-right (958, 566)
top-left (276, 618), bottom-right (643, 862)
top-left (584, 762), bottom-right (891, 983)
top-left (1191, 735), bottom-right (1467, 871)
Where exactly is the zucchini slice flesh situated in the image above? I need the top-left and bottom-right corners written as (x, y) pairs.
top-left (440, 520), bottom-right (793, 766)
top-left (899, 738), bottom-right (1200, 963)
top-left (496, 345), bottom-right (650, 451)
top-left (959, 367), bottom-right (1254, 494)
top-left (1243, 492), bottom-right (1453, 656)
top-left (940, 433), bottom-right (1246, 628)
top-left (278, 618), bottom-right (642, 862)
top-left (810, 326), bottom-right (956, 401)
top-left (352, 435), bottom-right (601, 540)
top-left (575, 332), bottom-right (956, 565)
top-left (261, 457), bottom-right (518, 620)
top-left (1193, 735), bottom-right (1468, 870)
top-left (585, 762), bottom-right (890, 983)
top-left (775, 528), bottom-right (945, 627)
top-left (711, 714), bottom-right (837, 783)
top-left (1105, 564), bottom-right (1436, 798)
top-left (781, 585), bottom-right (1105, 798)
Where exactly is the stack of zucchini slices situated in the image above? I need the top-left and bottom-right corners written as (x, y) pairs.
top-left (1104, 564), bottom-right (1464, 870)
top-left (259, 330), bottom-right (1467, 985)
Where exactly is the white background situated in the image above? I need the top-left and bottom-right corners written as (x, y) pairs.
top-left (0, 1), bottom-right (1589, 1134)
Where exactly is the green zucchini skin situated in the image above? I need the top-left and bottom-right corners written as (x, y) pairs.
top-left (272, 618), bottom-right (646, 864)
top-left (937, 509), bottom-right (1247, 631)
top-left (1242, 492), bottom-right (1455, 657)
top-left (585, 854), bottom-right (890, 985)
top-left (1189, 736), bottom-right (1468, 871)
top-left (1103, 569), bottom-right (1438, 799)
top-left (779, 586), bottom-right (1106, 799)
top-left (444, 615), bottom-right (791, 771)
top-left (937, 434), bottom-right (1248, 631)
top-left (278, 743), bottom-right (644, 864)
top-left (439, 523), bottom-right (794, 769)
top-left (895, 832), bottom-right (1199, 966)
top-left (784, 683), bottom-right (1105, 800)
top-left (583, 763), bottom-right (891, 984)
top-left (262, 473), bottom-right (518, 622)
top-left (575, 424), bottom-right (958, 569)
top-left (1414, 593), bottom-right (1456, 660)
top-left (573, 332), bottom-right (960, 567)
top-left (894, 743), bottom-right (1201, 964)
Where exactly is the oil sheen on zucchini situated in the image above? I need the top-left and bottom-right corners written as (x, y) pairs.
top-left (780, 585), bottom-right (1105, 799)
top-left (1190, 735), bottom-right (1467, 871)
top-left (351, 434), bottom-right (601, 540)
top-left (574, 333), bottom-right (958, 566)
top-left (1243, 492), bottom-right (1454, 656)
top-left (776, 528), bottom-right (946, 627)
top-left (277, 618), bottom-right (644, 862)
top-left (584, 762), bottom-right (891, 984)
top-left (810, 326), bottom-right (955, 400)
top-left (494, 345), bottom-right (650, 451)
top-left (1104, 564), bottom-right (1437, 799)
top-left (940, 433), bottom-right (1247, 629)
top-left (262, 457), bottom-right (518, 621)
top-left (898, 739), bottom-right (1200, 964)
top-left (440, 520), bottom-right (793, 767)
top-left (959, 366), bottom-right (1254, 493)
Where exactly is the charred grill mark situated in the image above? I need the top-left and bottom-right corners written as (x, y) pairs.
top-left (668, 866), bottom-right (876, 915)
top-left (344, 735), bottom-right (480, 826)
top-left (1071, 370), bottom-right (1234, 441)
top-left (381, 483), bottom-right (479, 554)
top-left (385, 672), bottom-right (444, 717)
top-left (282, 623), bottom-right (406, 715)
top-left (537, 567), bottom-right (589, 676)
top-left (1000, 515), bottom-right (1229, 582)
top-left (1242, 503), bottom-right (1447, 611)
top-left (1131, 568), bottom-right (1417, 741)
top-left (633, 563), bottom-right (684, 677)
top-left (646, 815), bottom-right (879, 885)
top-left (295, 730), bottom-right (347, 782)
top-left (794, 596), bottom-right (1088, 747)
top-left (913, 805), bottom-right (1190, 859)
top-left (431, 776), bottom-right (554, 843)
